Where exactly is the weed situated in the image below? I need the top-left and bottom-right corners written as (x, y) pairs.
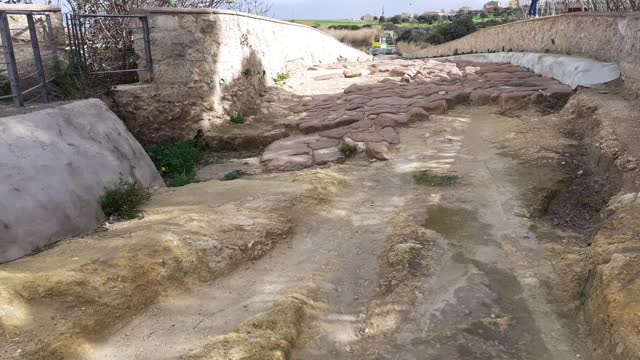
top-left (49, 63), bottom-right (114, 100)
top-left (230, 115), bottom-right (246, 124)
top-left (339, 143), bottom-right (359, 157)
top-left (576, 287), bottom-right (587, 302)
top-left (146, 140), bottom-right (204, 187)
top-left (222, 170), bottom-right (249, 181)
top-left (100, 179), bottom-right (151, 220)
top-left (414, 170), bottom-right (459, 186)
top-left (273, 72), bottom-right (290, 86)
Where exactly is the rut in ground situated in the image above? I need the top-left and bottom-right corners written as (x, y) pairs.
top-left (87, 107), bottom-right (591, 360)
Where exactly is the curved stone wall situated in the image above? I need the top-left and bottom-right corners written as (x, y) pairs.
top-left (411, 13), bottom-right (640, 93)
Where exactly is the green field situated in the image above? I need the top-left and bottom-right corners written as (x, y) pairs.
top-left (290, 19), bottom-right (379, 27)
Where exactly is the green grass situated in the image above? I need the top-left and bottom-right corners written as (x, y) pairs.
top-left (290, 19), bottom-right (380, 28)
top-left (100, 179), bottom-right (151, 220)
top-left (339, 143), bottom-right (359, 157)
top-left (230, 115), bottom-right (245, 124)
top-left (146, 140), bottom-right (205, 187)
top-left (413, 171), bottom-right (459, 186)
top-left (273, 72), bottom-right (290, 86)
top-left (222, 170), bottom-right (249, 181)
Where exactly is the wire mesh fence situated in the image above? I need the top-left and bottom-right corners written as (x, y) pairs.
top-left (0, 10), bottom-right (60, 107)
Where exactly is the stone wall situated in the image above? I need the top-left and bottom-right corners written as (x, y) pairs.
top-left (112, 8), bottom-right (371, 144)
top-left (0, 99), bottom-right (164, 263)
top-left (411, 13), bottom-right (640, 93)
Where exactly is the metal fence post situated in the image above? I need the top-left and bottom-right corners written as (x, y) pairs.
top-left (26, 13), bottom-right (49, 102)
top-left (141, 16), bottom-right (154, 82)
top-left (45, 14), bottom-right (59, 64)
top-left (0, 11), bottom-right (23, 107)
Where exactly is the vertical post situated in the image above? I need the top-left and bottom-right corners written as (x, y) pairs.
top-left (0, 11), bottom-right (23, 107)
top-left (76, 15), bottom-right (87, 65)
top-left (141, 16), bottom-right (153, 82)
top-left (27, 13), bottom-right (49, 102)
top-left (45, 14), bottom-right (59, 64)
top-left (64, 14), bottom-right (80, 66)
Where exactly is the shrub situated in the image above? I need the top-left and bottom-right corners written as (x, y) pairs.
top-left (397, 28), bottom-right (431, 44)
top-left (230, 115), bottom-right (245, 124)
top-left (100, 179), bottom-right (151, 220)
top-left (273, 72), bottom-right (290, 86)
top-left (413, 171), bottom-right (459, 186)
top-left (339, 143), bottom-right (359, 157)
top-left (49, 64), bottom-right (114, 100)
top-left (146, 140), bottom-right (204, 187)
top-left (427, 14), bottom-right (477, 45)
top-left (222, 170), bottom-right (249, 181)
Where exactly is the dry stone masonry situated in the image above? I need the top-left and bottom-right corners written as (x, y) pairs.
top-left (261, 59), bottom-right (572, 172)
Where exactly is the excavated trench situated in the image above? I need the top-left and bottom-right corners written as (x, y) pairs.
top-left (2, 59), bottom-right (639, 360)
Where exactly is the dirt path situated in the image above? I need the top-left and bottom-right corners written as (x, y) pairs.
top-left (288, 108), bottom-right (591, 359)
top-left (87, 158), bottom-right (412, 360)
top-left (85, 105), bottom-right (592, 360)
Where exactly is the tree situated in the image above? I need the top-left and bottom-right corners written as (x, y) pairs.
top-left (390, 15), bottom-right (402, 24)
top-left (396, 27), bottom-right (430, 43)
top-left (479, 11), bottom-right (489, 18)
top-left (373, 16), bottom-right (379, 21)
top-left (379, 15), bottom-right (386, 23)
top-left (427, 14), bottom-right (477, 45)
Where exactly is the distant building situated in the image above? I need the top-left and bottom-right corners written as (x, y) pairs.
top-left (361, 14), bottom-right (375, 21)
top-left (400, 12), bottom-right (415, 19)
top-left (460, 6), bottom-right (474, 12)
top-left (508, 0), bottom-right (520, 7)
top-left (483, 1), bottom-right (503, 11)
top-left (426, 10), bottom-right (444, 15)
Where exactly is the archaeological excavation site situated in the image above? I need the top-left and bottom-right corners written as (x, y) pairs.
top-left (0, 2), bottom-right (639, 360)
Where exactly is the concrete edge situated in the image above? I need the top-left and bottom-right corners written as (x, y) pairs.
top-left (0, 4), bottom-right (61, 12)
top-left (431, 52), bottom-right (621, 89)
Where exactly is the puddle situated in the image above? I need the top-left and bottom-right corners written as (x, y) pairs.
top-left (423, 206), bottom-right (494, 246)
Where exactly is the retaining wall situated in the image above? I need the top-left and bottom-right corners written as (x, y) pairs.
top-left (113, 8), bottom-right (371, 144)
top-left (0, 99), bottom-right (164, 263)
top-left (411, 13), bottom-right (640, 93)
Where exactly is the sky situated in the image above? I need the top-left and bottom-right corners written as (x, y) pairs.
top-left (269, 0), bottom-right (490, 19)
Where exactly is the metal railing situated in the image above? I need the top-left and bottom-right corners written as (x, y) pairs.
top-left (66, 13), bottom-right (153, 83)
top-left (0, 10), bottom-right (59, 107)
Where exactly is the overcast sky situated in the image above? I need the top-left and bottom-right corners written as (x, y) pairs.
top-left (269, 0), bottom-right (490, 19)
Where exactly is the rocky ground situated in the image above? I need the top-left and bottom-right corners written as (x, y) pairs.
top-left (2, 59), bottom-right (639, 360)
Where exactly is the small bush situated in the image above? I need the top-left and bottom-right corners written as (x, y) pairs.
top-left (414, 171), bottom-right (459, 186)
top-left (222, 170), bottom-right (249, 181)
top-left (230, 115), bottom-right (246, 124)
top-left (273, 72), bottom-right (290, 86)
top-left (100, 179), bottom-right (151, 220)
top-left (147, 140), bottom-right (204, 187)
top-left (339, 143), bottom-right (359, 157)
top-left (49, 64), bottom-right (114, 100)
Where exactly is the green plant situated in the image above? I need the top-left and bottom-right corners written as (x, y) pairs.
top-left (222, 170), bottom-right (249, 181)
top-left (146, 140), bottom-right (204, 187)
top-left (230, 114), bottom-right (246, 124)
top-left (339, 143), bottom-right (359, 157)
top-left (100, 179), bottom-right (151, 220)
top-left (49, 63), bottom-right (115, 100)
top-left (413, 171), bottom-right (459, 186)
top-left (273, 72), bottom-right (290, 86)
